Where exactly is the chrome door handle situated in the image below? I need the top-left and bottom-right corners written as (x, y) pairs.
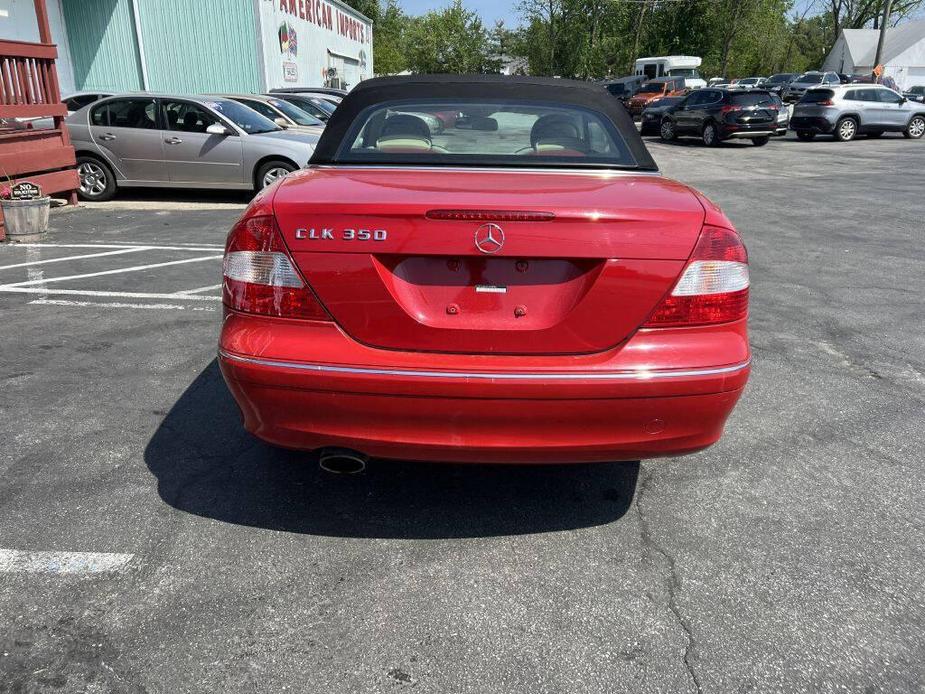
top-left (165, 136), bottom-right (183, 144)
top-left (99, 133), bottom-right (116, 141)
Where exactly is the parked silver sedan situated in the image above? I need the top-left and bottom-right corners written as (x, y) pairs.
top-left (67, 94), bottom-right (318, 201)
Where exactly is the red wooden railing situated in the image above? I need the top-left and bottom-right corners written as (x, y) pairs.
top-left (0, 40), bottom-right (66, 119)
top-left (0, 1), bottom-right (78, 238)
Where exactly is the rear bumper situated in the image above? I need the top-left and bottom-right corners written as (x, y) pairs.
top-left (724, 130), bottom-right (775, 139)
top-left (719, 122), bottom-right (776, 139)
top-left (219, 313), bottom-right (750, 463)
top-left (790, 116), bottom-right (835, 133)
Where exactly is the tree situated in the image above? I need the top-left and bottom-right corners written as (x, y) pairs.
top-left (404, 0), bottom-right (498, 74)
top-left (822, 0), bottom-right (925, 43)
top-left (342, 0), bottom-right (408, 75)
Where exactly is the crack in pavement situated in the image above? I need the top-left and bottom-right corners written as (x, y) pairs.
top-left (635, 463), bottom-right (704, 694)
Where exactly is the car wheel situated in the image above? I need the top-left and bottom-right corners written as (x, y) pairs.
top-left (796, 131), bottom-right (816, 141)
top-left (702, 122), bottom-right (719, 147)
top-left (867, 131), bottom-right (884, 138)
top-left (76, 156), bottom-right (116, 202)
top-left (256, 160), bottom-right (296, 190)
top-left (659, 119), bottom-right (676, 141)
top-left (904, 115), bottom-right (925, 139)
top-left (751, 136), bottom-right (770, 146)
top-left (834, 117), bottom-right (857, 142)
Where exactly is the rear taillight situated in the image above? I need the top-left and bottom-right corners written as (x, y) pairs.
top-left (222, 215), bottom-right (330, 320)
top-left (644, 226), bottom-right (749, 327)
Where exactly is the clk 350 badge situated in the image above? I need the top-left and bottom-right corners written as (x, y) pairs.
top-left (295, 228), bottom-right (388, 241)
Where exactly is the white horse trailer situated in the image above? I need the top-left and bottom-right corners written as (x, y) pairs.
top-left (634, 56), bottom-right (706, 88)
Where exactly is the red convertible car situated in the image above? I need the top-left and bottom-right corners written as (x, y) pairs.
top-left (219, 75), bottom-right (750, 464)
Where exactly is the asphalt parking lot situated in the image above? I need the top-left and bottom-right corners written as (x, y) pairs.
top-left (1, 131), bottom-right (923, 693)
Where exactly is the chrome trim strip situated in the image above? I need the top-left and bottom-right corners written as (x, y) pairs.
top-left (219, 349), bottom-right (750, 381)
top-left (309, 165), bottom-right (662, 177)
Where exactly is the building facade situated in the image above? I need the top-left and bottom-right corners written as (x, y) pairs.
top-left (0, 0), bottom-right (372, 95)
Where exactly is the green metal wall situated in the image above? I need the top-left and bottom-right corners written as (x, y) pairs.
top-left (136, 0), bottom-right (260, 93)
top-left (62, 0), bottom-right (145, 91)
top-left (61, 0), bottom-right (260, 93)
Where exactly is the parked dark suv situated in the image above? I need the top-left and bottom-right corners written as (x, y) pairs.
top-left (658, 88), bottom-right (779, 146)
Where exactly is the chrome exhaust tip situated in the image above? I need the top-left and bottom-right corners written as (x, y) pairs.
top-left (318, 448), bottom-right (368, 475)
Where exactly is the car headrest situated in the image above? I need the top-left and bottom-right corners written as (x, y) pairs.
top-left (182, 111), bottom-right (202, 132)
top-left (530, 140), bottom-right (587, 156)
top-left (380, 114), bottom-right (431, 142)
top-left (376, 136), bottom-right (432, 153)
top-left (530, 114), bottom-right (580, 147)
top-left (128, 104), bottom-right (153, 129)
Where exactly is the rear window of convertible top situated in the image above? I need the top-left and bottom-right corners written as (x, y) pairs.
top-left (335, 100), bottom-right (638, 168)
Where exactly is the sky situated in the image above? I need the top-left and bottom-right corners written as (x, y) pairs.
top-left (398, 0), bottom-right (820, 29)
top-left (398, 0), bottom-right (523, 27)
top-left (397, 0), bottom-right (922, 30)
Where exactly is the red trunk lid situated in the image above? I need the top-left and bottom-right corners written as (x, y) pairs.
top-left (272, 167), bottom-right (706, 355)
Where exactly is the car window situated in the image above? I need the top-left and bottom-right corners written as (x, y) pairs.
top-left (340, 100), bottom-right (636, 168)
top-left (824, 73), bottom-right (839, 84)
top-left (606, 84), bottom-right (625, 97)
top-left (90, 98), bottom-right (157, 129)
top-left (801, 89), bottom-right (834, 104)
top-left (844, 90), bottom-right (863, 102)
top-left (266, 98), bottom-right (323, 126)
top-left (308, 98), bottom-right (336, 115)
top-left (731, 92), bottom-right (776, 107)
top-left (285, 97), bottom-right (330, 120)
top-left (66, 94), bottom-right (100, 111)
top-left (233, 98), bottom-right (279, 121)
top-left (202, 99), bottom-right (279, 134)
top-left (162, 101), bottom-right (219, 133)
top-left (875, 89), bottom-right (902, 104)
top-left (683, 92), bottom-right (704, 107)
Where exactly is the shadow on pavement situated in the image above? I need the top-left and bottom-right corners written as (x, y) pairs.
top-left (144, 361), bottom-right (640, 539)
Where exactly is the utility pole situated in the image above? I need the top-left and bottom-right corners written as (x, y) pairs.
top-left (872, 0), bottom-right (893, 83)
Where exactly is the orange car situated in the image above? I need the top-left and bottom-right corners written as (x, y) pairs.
top-left (626, 78), bottom-right (687, 117)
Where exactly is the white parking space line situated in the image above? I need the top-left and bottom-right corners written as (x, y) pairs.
top-left (7, 242), bottom-right (224, 251)
top-left (0, 255), bottom-right (223, 288)
top-left (0, 247), bottom-right (151, 271)
top-left (0, 287), bottom-right (221, 301)
top-left (172, 283), bottom-right (223, 295)
top-left (29, 298), bottom-right (217, 312)
top-left (0, 549), bottom-right (134, 575)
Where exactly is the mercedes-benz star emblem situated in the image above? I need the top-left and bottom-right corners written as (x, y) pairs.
top-left (474, 223), bottom-right (505, 254)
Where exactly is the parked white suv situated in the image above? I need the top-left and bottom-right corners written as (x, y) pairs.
top-left (790, 84), bottom-right (925, 142)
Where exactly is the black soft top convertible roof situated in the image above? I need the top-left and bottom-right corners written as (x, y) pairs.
top-left (309, 74), bottom-right (658, 171)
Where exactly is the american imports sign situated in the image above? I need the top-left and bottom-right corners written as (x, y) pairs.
top-left (277, 0), bottom-right (369, 44)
